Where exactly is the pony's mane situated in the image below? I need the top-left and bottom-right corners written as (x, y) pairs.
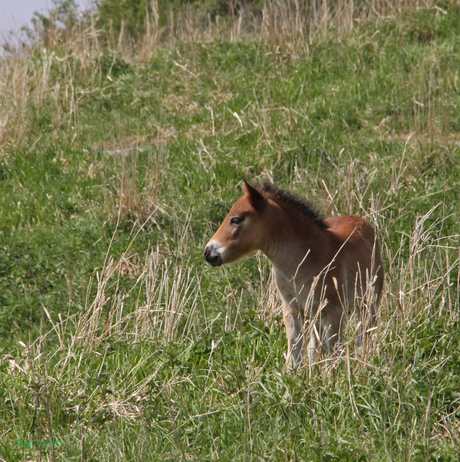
top-left (260, 182), bottom-right (328, 229)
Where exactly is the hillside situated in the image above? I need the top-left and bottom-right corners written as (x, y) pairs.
top-left (1, 1), bottom-right (460, 460)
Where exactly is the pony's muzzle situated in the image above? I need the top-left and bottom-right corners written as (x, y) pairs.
top-left (204, 244), bottom-right (223, 267)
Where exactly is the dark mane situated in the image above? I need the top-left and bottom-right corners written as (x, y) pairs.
top-left (260, 182), bottom-right (328, 229)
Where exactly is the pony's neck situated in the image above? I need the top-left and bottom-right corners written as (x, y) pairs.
top-left (261, 203), bottom-right (326, 279)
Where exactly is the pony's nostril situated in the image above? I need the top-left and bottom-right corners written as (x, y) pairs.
top-left (204, 246), bottom-right (213, 261)
top-left (204, 241), bottom-right (224, 266)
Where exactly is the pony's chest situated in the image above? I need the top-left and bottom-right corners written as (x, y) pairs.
top-left (273, 268), bottom-right (313, 309)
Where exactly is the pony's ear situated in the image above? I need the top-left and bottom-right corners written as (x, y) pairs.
top-left (242, 180), bottom-right (265, 210)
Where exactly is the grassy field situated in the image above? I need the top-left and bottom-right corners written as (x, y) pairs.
top-left (1, 1), bottom-right (460, 460)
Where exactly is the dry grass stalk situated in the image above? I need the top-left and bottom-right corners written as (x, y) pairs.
top-left (102, 147), bottom-right (164, 227)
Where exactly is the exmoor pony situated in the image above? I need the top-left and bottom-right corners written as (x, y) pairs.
top-left (204, 181), bottom-right (384, 368)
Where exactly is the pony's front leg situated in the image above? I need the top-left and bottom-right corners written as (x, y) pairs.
top-left (307, 323), bottom-right (320, 363)
top-left (320, 305), bottom-right (345, 357)
top-left (283, 303), bottom-right (303, 369)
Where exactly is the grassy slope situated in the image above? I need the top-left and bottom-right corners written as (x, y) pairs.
top-left (1, 4), bottom-right (460, 461)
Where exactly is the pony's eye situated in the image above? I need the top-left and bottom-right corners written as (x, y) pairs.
top-left (230, 217), bottom-right (244, 225)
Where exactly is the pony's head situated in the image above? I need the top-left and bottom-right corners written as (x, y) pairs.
top-left (204, 181), bottom-right (268, 267)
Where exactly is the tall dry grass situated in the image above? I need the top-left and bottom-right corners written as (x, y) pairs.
top-left (0, 19), bottom-right (102, 150)
top-left (0, 0), bottom-right (444, 151)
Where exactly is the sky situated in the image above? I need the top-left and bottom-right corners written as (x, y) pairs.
top-left (0, 0), bottom-right (91, 34)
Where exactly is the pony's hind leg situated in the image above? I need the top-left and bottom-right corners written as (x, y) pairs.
top-left (356, 285), bottom-right (378, 349)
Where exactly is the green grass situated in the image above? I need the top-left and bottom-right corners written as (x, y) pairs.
top-left (1, 2), bottom-right (460, 460)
